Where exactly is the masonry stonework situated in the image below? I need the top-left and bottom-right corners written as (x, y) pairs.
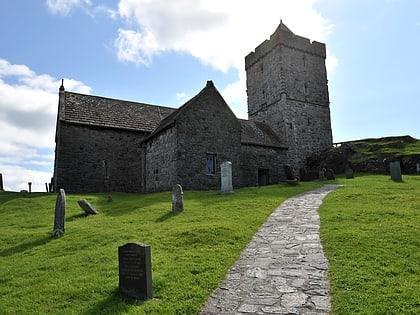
top-left (53, 22), bottom-right (332, 193)
top-left (246, 22), bottom-right (332, 172)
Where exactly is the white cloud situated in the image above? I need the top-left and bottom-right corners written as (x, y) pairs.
top-left (45, 0), bottom-right (91, 15)
top-left (114, 0), bottom-right (337, 117)
top-left (0, 59), bottom-right (91, 191)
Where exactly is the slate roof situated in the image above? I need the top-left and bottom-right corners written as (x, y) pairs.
top-left (62, 91), bottom-right (176, 132)
top-left (59, 84), bottom-right (287, 149)
top-left (240, 119), bottom-right (287, 149)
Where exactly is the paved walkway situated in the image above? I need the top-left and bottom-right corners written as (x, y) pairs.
top-left (200, 184), bottom-right (341, 315)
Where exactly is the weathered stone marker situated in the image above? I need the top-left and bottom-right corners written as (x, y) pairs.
top-left (28, 182), bottom-right (32, 193)
top-left (345, 168), bottom-right (355, 179)
top-left (118, 242), bottom-right (153, 300)
top-left (0, 173), bottom-right (3, 191)
top-left (172, 184), bottom-right (184, 213)
top-left (319, 168), bottom-right (326, 181)
top-left (326, 168), bottom-right (335, 180)
top-left (220, 161), bottom-right (233, 194)
top-left (389, 161), bottom-right (402, 182)
top-left (77, 199), bottom-right (99, 215)
top-left (52, 189), bottom-right (66, 237)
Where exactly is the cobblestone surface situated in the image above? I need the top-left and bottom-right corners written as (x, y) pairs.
top-left (200, 185), bottom-right (341, 315)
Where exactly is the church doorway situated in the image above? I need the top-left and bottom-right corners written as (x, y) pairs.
top-left (258, 168), bottom-right (269, 186)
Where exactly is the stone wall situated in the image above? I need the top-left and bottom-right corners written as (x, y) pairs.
top-left (54, 123), bottom-right (146, 193)
top-left (175, 93), bottom-right (242, 191)
top-left (240, 144), bottom-right (287, 186)
top-left (246, 26), bottom-right (332, 172)
top-left (144, 127), bottom-right (177, 192)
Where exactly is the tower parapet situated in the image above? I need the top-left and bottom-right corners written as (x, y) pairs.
top-left (245, 23), bottom-right (326, 70)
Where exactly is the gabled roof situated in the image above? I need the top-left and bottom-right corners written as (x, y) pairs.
top-left (61, 91), bottom-right (176, 132)
top-left (145, 80), bottom-right (237, 140)
top-left (274, 20), bottom-right (294, 35)
top-left (240, 120), bottom-right (287, 149)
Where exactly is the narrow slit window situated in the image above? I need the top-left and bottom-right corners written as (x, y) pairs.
top-left (206, 153), bottom-right (216, 175)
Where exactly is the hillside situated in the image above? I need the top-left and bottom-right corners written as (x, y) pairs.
top-left (309, 135), bottom-right (420, 174)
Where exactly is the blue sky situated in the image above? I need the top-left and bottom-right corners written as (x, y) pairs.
top-left (0, 0), bottom-right (419, 192)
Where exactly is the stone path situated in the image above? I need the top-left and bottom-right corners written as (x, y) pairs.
top-left (200, 184), bottom-right (341, 315)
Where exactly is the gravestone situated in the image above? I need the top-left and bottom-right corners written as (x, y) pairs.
top-left (172, 184), bottom-right (184, 213)
top-left (52, 189), bottom-right (66, 237)
top-left (118, 242), bottom-right (153, 300)
top-left (319, 168), bottom-right (326, 181)
top-left (220, 161), bottom-right (233, 194)
top-left (77, 199), bottom-right (99, 215)
top-left (28, 182), bottom-right (32, 193)
top-left (345, 168), bottom-right (355, 179)
top-left (0, 173), bottom-right (3, 191)
top-left (389, 161), bottom-right (402, 182)
top-left (326, 168), bottom-right (335, 180)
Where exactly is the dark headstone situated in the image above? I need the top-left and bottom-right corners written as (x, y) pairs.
top-left (77, 199), bottom-right (99, 215)
top-left (52, 189), bottom-right (66, 237)
top-left (28, 182), bottom-right (32, 193)
top-left (284, 164), bottom-right (295, 180)
top-left (118, 242), bottom-right (153, 300)
top-left (345, 169), bottom-right (355, 179)
top-left (0, 173), bottom-right (3, 191)
top-left (389, 161), bottom-right (402, 182)
top-left (172, 184), bottom-right (184, 213)
top-left (319, 168), bottom-right (326, 181)
top-left (326, 168), bottom-right (335, 180)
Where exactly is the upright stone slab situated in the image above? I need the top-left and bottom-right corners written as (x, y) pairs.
top-left (118, 242), bottom-right (153, 300)
top-left (345, 168), bottom-right (355, 179)
top-left (389, 161), bottom-right (402, 182)
top-left (220, 161), bottom-right (233, 194)
top-left (52, 189), bottom-right (66, 237)
top-left (0, 173), bottom-right (3, 191)
top-left (326, 168), bottom-right (335, 180)
top-left (172, 184), bottom-right (184, 214)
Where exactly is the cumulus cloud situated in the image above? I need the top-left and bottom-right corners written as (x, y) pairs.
top-left (0, 59), bottom-right (91, 191)
top-left (114, 0), bottom-right (336, 116)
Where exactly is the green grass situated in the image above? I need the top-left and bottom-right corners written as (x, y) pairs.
top-left (0, 182), bottom-right (323, 315)
top-left (320, 175), bottom-right (420, 314)
top-left (2, 176), bottom-right (419, 314)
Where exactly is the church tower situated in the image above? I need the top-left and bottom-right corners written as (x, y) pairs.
top-left (245, 21), bottom-right (332, 173)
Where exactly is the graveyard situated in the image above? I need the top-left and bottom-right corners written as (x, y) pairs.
top-left (0, 175), bottom-right (419, 314)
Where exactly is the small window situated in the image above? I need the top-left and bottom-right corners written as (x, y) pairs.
top-left (206, 153), bottom-right (216, 175)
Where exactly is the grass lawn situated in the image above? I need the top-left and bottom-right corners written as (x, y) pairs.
top-left (0, 182), bottom-right (323, 314)
top-left (320, 174), bottom-right (420, 314)
top-left (1, 175), bottom-right (418, 314)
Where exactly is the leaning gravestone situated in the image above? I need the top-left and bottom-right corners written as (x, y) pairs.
top-left (220, 161), bottom-right (233, 194)
top-left (389, 161), bottom-right (402, 182)
top-left (52, 189), bottom-right (66, 237)
top-left (77, 199), bottom-right (99, 215)
top-left (172, 184), bottom-right (184, 214)
top-left (118, 242), bottom-right (153, 300)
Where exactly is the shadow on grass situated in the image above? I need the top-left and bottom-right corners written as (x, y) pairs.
top-left (83, 288), bottom-right (143, 315)
top-left (0, 234), bottom-right (53, 257)
top-left (155, 211), bottom-right (177, 222)
top-left (66, 213), bottom-right (88, 222)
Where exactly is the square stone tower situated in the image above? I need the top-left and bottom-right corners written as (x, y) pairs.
top-left (245, 21), bottom-right (332, 173)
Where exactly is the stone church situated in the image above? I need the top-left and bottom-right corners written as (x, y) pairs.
top-left (52, 22), bottom-right (332, 193)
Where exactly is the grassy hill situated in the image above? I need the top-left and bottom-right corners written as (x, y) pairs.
top-left (316, 135), bottom-right (420, 173)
